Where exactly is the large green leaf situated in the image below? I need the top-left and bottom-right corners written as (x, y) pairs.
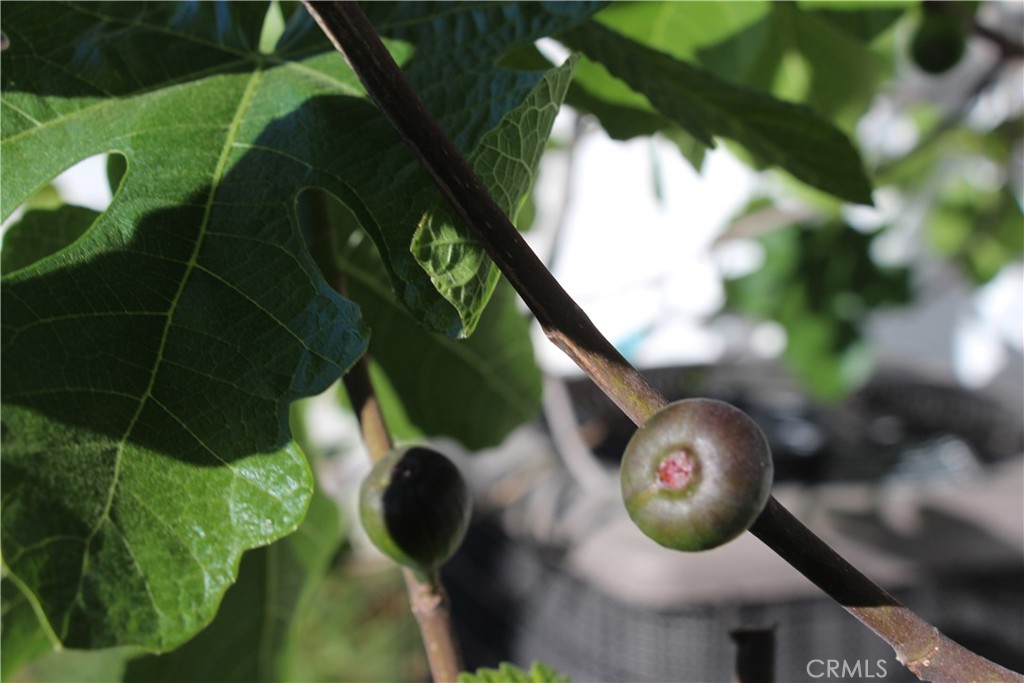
top-left (1, 2), bottom-right (364, 651)
top-left (695, 3), bottom-right (904, 130)
top-left (123, 488), bottom-right (342, 683)
top-left (559, 21), bottom-right (875, 205)
top-left (1, 1), bottom-right (593, 650)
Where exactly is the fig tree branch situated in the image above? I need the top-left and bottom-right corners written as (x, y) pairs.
top-left (307, 192), bottom-right (464, 683)
top-left (303, 2), bottom-right (1023, 681)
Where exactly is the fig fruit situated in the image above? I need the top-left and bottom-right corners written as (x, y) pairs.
top-left (359, 445), bottom-right (471, 573)
top-left (911, 11), bottom-right (966, 74)
top-left (620, 399), bottom-right (773, 552)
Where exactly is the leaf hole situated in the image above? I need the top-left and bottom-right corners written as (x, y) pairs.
top-left (2, 153), bottom-right (123, 272)
top-left (2, 153), bottom-right (120, 232)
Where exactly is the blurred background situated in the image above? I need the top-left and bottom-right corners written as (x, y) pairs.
top-left (6, 1), bottom-right (1022, 681)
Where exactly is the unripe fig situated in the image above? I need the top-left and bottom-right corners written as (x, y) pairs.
top-left (620, 399), bottom-right (773, 552)
top-left (911, 12), bottom-right (966, 74)
top-left (359, 445), bottom-right (471, 573)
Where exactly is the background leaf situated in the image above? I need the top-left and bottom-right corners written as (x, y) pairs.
top-left (724, 221), bottom-right (910, 399)
top-left (584, 2), bottom-right (904, 134)
top-left (560, 21), bottom-right (875, 205)
top-left (0, 205), bottom-right (98, 274)
top-left (122, 488), bottom-right (342, 683)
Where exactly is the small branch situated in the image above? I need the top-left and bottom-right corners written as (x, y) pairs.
top-left (344, 357), bottom-right (464, 683)
top-left (307, 192), bottom-right (464, 683)
top-left (303, 3), bottom-right (1023, 681)
top-left (973, 20), bottom-right (1024, 58)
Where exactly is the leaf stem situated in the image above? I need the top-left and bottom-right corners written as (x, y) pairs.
top-left (307, 191), bottom-right (464, 683)
top-left (303, 2), bottom-right (1023, 681)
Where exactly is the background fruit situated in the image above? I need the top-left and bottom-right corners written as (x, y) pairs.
top-left (911, 9), bottom-right (967, 74)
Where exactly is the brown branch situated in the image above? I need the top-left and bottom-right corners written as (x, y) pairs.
top-left (302, 2), bottom-right (1024, 681)
top-left (307, 192), bottom-right (464, 683)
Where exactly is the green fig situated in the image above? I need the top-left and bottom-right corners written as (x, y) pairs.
top-left (620, 399), bottom-right (773, 552)
top-left (359, 445), bottom-right (471, 573)
top-left (911, 11), bottom-right (967, 74)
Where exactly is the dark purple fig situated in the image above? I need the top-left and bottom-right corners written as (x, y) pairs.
top-left (620, 399), bottom-right (773, 552)
top-left (359, 446), bottom-right (471, 573)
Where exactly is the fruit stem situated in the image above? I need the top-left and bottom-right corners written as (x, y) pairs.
top-left (305, 3), bottom-right (1023, 681)
top-left (306, 180), bottom-right (464, 683)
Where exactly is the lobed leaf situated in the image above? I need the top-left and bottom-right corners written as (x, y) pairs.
top-left (2, 1), bottom-right (577, 652)
top-left (2, 1), bottom-right (366, 650)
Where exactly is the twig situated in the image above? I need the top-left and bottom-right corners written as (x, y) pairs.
top-left (345, 356), bottom-right (464, 683)
top-left (306, 192), bottom-right (464, 683)
top-left (303, 2), bottom-right (1024, 681)
top-left (973, 20), bottom-right (1024, 58)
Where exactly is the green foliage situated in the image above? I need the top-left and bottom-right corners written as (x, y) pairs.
top-left (0, 0), bottom-right (576, 654)
top-left (695, 3), bottom-right (903, 129)
top-left (725, 221), bottom-right (910, 399)
top-left (0, 205), bottom-right (97, 274)
top-left (459, 661), bottom-right (571, 683)
top-left (2, 0), bottom-right (369, 651)
top-left (122, 488), bottom-right (342, 682)
top-left (321, 194), bottom-right (542, 450)
top-left (5, 0), bottom-right (1000, 678)
top-left (561, 21), bottom-right (874, 204)
top-left (412, 56), bottom-right (578, 335)
top-left (927, 186), bottom-right (1023, 284)
top-left (1, 576), bottom-right (58, 681)
top-left (290, 563), bottom-right (428, 682)
top-left (358, 0), bottom-right (605, 334)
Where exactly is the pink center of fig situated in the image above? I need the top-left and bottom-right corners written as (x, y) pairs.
top-left (657, 450), bottom-right (695, 490)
